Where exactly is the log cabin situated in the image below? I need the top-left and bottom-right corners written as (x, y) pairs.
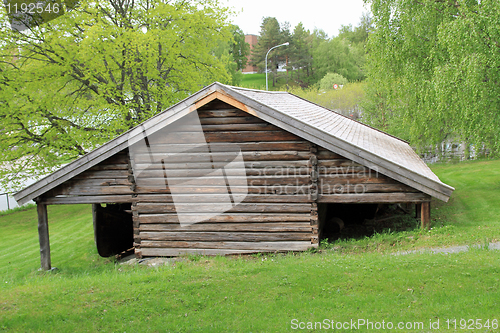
top-left (14, 82), bottom-right (454, 270)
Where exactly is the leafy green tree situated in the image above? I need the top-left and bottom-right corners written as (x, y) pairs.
top-left (213, 24), bottom-right (250, 86)
top-left (251, 17), bottom-right (290, 87)
top-left (0, 0), bottom-right (232, 189)
top-left (363, 0), bottom-right (500, 157)
top-left (313, 36), bottom-right (365, 82)
top-left (319, 73), bottom-right (348, 90)
top-left (338, 12), bottom-right (373, 46)
top-left (288, 23), bottom-right (313, 84)
top-left (228, 24), bottom-right (250, 72)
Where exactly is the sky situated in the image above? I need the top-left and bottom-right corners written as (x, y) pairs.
top-left (223, 0), bottom-right (369, 38)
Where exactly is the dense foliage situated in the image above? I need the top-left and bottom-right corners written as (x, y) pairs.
top-left (363, 0), bottom-right (500, 157)
top-left (0, 0), bottom-right (235, 189)
top-left (250, 16), bottom-right (371, 88)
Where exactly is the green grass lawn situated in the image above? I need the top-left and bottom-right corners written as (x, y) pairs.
top-left (239, 72), bottom-right (293, 91)
top-left (1, 159), bottom-right (499, 332)
top-left (240, 73), bottom-right (267, 90)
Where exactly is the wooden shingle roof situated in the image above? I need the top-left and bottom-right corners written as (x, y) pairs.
top-left (14, 82), bottom-right (454, 204)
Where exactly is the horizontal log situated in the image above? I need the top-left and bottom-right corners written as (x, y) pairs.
top-left (317, 150), bottom-right (343, 159)
top-left (100, 153), bottom-right (129, 164)
top-left (140, 222), bottom-right (312, 233)
top-left (40, 195), bottom-right (136, 205)
top-left (134, 185), bottom-right (310, 195)
top-left (141, 241), bottom-right (313, 251)
top-left (133, 160), bottom-right (309, 170)
top-left (140, 231), bottom-right (312, 242)
top-left (134, 166), bottom-right (309, 178)
top-left (147, 131), bottom-right (300, 144)
top-left (134, 194), bottom-right (311, 203)
top-left (136, 176), bottom-right (310, 187)
top-left (317, 159), bottom-right (363, 167)
top-left (134, 203), bottom-right (312, 214)
top-left (319, 183), bottom-right (417, 194)
top-left (138, 213), bottom-right (311, 223)
top-left (73, 170), bottom-right (129, 179)
top-left (199, 116), bottom-right (265, 125)
top-left (50, 185), bottom-right (134, 196)
top-left (173, 123), bottom-right (281, 132)
top-left (138, 141), bottom-right (310, 152)
top-left (130, 151), bottom-right (311, 163)
top-left (318, 192), bottom-right (431, 203)
top-left (197, 109), bottom-right (249, 118)
top-left (53, 178), bottom-right (131, 187)
top-left (318, 175), bottom-right (397, 185)
top-left (140, 247), bottom-right (318, 257)
top-left (318, 165), bottom-right (374, 175)
top-left (88, 164), bottom-right (129, 171)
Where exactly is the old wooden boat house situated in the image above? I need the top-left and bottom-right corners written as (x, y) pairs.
top-left (14, 83), bottom-right (454, 270)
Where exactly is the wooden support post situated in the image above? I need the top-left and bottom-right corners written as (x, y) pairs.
top-left (132, 202), bottom-right (142, 259)
top-left (309, 144), bottom-right (319, 245)
top-left (311, 203), bottom-right (319, 244)
top-left (92, 204), bottom-right (99, 246)
top-left (421, 201), bottom-right (431, 230)
top-left (37, 202), bottom-right (51, 271)
top-left (415, 203), bottom-right (422, 219)
top-left (308, 144), bottom-right (319, 202)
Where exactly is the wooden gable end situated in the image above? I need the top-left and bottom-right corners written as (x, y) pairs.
top-left (131, 100), bottom-right (315, 257)
top-left (39, 97), bottom-right (431, 207)
top-left (41, 150), bottom-right (135, 205)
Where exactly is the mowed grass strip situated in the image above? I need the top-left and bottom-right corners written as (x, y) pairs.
top-left (0, 159), bottom-right (499, 332)
top-left (1, 250), bottom-right (499, 332)
top-left (239, 73), bottom-right (267, 90)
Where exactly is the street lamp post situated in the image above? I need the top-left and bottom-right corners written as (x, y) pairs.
top-left (265, 42), bottom-right (289, 91)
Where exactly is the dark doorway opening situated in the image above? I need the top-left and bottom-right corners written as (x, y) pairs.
top-left (318, 203), bottom-right (418, 242)
top-left (92, 203), bottom-right (133, 257)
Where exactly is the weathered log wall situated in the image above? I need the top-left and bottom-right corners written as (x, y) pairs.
top-left (43, 151), bottom-right (135, 204)
top-left (39, 99), bottom-right (431, 258)
top-left (315, 147), bottom-right (431, 203)
top-left (131, 102), bottom-right (316, 257)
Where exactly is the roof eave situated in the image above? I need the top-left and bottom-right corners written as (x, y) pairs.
top-left (218, 84), bottom-right (454, 202)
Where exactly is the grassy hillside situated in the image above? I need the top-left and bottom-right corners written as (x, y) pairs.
top-left (240, 73), bottom-right (267, 90)
top-left (1, 160), bottom-right (499, 332)
top-left (239, 73), bottom-right (292, 90)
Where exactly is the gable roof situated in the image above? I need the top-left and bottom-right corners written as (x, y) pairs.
top-left (14, 82), bottom-right (454, 205)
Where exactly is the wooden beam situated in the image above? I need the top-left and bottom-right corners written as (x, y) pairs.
top-left (318, 193), bottom-right (431, 203)
top-left (141, 244), bottom-right (318, 257)
top-left (37, 203), bottom-right (51, 271)
top-left (416, 203), bottom-right (422, 219)
top-left (40, 195), bottom-right (136, 205)
top-left (421, 201), bottom-right (431, 229)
